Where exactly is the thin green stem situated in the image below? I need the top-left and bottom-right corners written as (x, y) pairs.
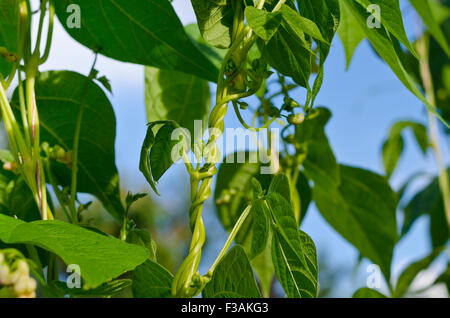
top-left (40, 0), bottom-right (54, 64)
top-left (206, 205), bottom-right (252, 277)
top-left (418, 36), bottom-right (450, 228)
top-left (69, 54), bottom-right (99, 224)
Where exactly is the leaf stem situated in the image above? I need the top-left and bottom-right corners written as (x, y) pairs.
top-left (206, 205), bottom-right (252, 277)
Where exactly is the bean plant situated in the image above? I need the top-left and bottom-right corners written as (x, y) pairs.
top-left (0, 0), bottom-right (449, 299)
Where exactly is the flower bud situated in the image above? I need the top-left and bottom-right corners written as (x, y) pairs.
top-left (287, 113), bottom-right (305, 125)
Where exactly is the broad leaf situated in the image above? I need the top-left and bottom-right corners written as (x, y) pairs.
top-left (409, 0), bottom-right (450, 57)
top-left (214, 152), bottom-right (272, 243)
top-left (393, 247), bottom-right (444, 297)
top-left (402, 170), bottom-right (450, 248)
top-left (342, 0), bottom-right (448, 126)
top-left (145, 66), bottom-right (211, 142)
top-left (245, 7), bottom-right (282, 42)
top-left (382, 121), bottom-right (428, 179)
top-left (313, 165), bottom-right (398, 279)
top-left (190, 0), bottom-right (234, 49)
top-left (297, 107), bottom-right (339, 187)
top-left (202, 245), bottom-right (261, 298)
top-left (249, 199), bottom-right (270, 259)
top-left (338, 0), bottom-right (365, 68)
top-left (54, 279), bottom-right (131, 297)
top-left (139, 121), bottom-right (187, 194)
top-left (53, 0), bottom-right (218, 82)
top-left (12, 71), bottom-right (125, 223)
top-left (353, 0), bottom-right (417, 56)
top-left (297, 0), bottom-right (340, 104)
top-left (132, 259), bottom-right (173, 298)
top-left (0, 214), bottom-right (148, 289)
top-left (0, 0), bottom-right (19, 77)
top-left (353, 287), bottom-right (388, 298)
top-left (267, 193), bottom-right (318, 298)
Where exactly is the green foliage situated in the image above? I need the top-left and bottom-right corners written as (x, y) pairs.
top-left (53, 0), bottom-right (218, 82)
top-left (0, 0), bottom-right (19, 77)
top-left (12, 71), bottom-right (125, 223)
top-left (382, 121), bottom-right (429, 179)
top-left (353, 287), bottom-right (388, 298)
top-left (0, 214), bottom-right (148, 289)
top-left (268, 193), bottom-right (318, 298)
top-left (402, 169), bottom-right (450, 248)
top-left (313, 165), bottom-right (398, 279)
top-left (202, 245), bottom-right (261, 298)
top-left (132, 259), bottom-right (174, 298)
top-left (393, 247), bottom-right (444, 297)
top-left (145, 66), bottom-right (211, 141)
top-left (190, 0), bottom-right (234, 49)
top-left (0, 0), bottom-right (448, 300)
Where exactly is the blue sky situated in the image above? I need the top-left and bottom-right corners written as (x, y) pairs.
top-left (32, 0), bottom-right (449, 297)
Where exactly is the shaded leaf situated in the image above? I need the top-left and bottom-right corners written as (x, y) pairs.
top-left (12, 71), bottom-right (125, 223)
top-left (54, 0), bottom-right (218, 82)
top-left (393, 247), bottom-right (444, 297)
top-left (313, 165), bottom-right (398, 279)
top-left (203, 245), bottom-right (261, 298)
top-left (132, 259), bottom-right (173, 298)
top-left (353, 287), bottom-right (388, 298)
top-left (267, 193), bottom-right (318, 298)
top-left (0, 214), bottom-right (148, 289)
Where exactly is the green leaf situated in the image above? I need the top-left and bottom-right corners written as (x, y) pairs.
top-left (267, 193), bottom-right (318, 298)
top-left (0, 214), bottom-right (148, 289)
top-left (268, 173), bottom-right (291, 203)
top-left (150, 122), bottom-right (183, 182)
top-left (382, 121), bottom-right (429, 179)
top-left (342, 0), bottom-right (448, 127)
top-left (402, 170), bottom-right (450, 248)
top-left (353, 0), bottom-right (417, 56)
top-left (12, 71), bottom-right (125, 223)
top-left (296, 0), bottom-right (340, 104)
top-left (280, 5), bottom-right (327, 44)
top-left (132, 259), bottom-right (173, 298)
top-left (297, 107), bottom-right (340, 187)
top-left (203, 245), bottom-right (261, 298)
top-left (139, 121), bottom-right (187, 194)
top-left (410, 0), bottom-right (450, 57)
top-left (296, 171), bottom-right (312, 224)
top-left (352, 287), bottom-right (388, 298)
top-left (0, 0), bottom-right (19, 77)
top-left (54, 279), bottom-right (131, 297)
top-left (190, 0), bottom-right (234, 49)
top-left (313, 165), bottom-right (398, 279)
top-left (249, 199), bottom-right (270, 259)
top-left (338, 0), bottom-right (366, 69)
top-left (433, 263), bottom-right (450, 294)
top-left (266, 6), bottom-right (314, 90)
top-left (53, 0), bottom-right (218, 82)
top-left (145, 66), bottom-right (211, 142)
top-left (250, 233), bottom-right (275, 298)
top-left (393, 247), bottom-right (444, 297)
top-left (185, 23), bottom-right (227, 72)
top-left (245, 7), bottom-right (282, 42)
top-left (214, 152), bottom-right (272, 243)
top-left (126, 228), bottom-right (157, 262)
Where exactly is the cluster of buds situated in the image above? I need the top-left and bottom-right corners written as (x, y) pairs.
top-left (215, 188), bottom-right (237, 206)
top-left (42, 143), bottom-right (73, 169)
top-left (0, 250), bottom-right (37, 298)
